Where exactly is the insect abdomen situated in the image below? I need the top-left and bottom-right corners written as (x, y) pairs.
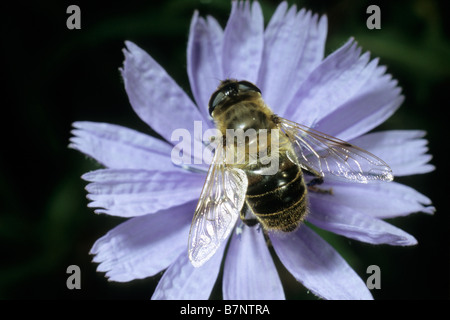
top-left (245, 154), bottom-right (308, 232)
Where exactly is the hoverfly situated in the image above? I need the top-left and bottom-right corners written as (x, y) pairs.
top-left (188, 79), bottom-right (393, 267)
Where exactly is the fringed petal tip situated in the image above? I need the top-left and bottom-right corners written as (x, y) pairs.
top-left (350, 130), bottom-right (435, 177)
top-left (423, 205), bottom-right (436, 215)
top-left (88, 202), bottom-right (195, 282)
top-left (81, 169), bottom-right (203, 218)
top-left (68, 121), bottom-right (180, 172)
top-left (121, 40), bottom-right (206, 143)
top-left (285, 37), bottom-right (402, 140)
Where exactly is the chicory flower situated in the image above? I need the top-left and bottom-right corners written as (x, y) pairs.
top-left (70, 1), bottom-right (434, 299)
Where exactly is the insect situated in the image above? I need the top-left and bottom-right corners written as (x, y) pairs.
top-left (188, 79), bottom-right (393, 267)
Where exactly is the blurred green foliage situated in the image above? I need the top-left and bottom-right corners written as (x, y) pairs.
top-left (1, 0), bottom-right (448, 299)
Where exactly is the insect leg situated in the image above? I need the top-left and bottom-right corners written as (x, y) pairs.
top-left (305, 174), bottom-right (324, 187)
top-left (303, 168), bottom-right (333, 195)
top-left (240, 202), bottom-right (259, 227)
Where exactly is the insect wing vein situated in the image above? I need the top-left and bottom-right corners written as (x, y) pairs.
top-left (188, 138), bottom-right (248, 267)
top-left (277, 117), bottom-right (393, 183)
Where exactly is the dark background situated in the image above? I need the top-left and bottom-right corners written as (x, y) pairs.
top-left (1, 0), bottom-right (448, 299)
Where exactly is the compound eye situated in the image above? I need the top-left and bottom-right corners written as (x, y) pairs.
top-left (208, 91), bottom-right (225, 116)
top-left (238, 81), bottom-right (261, 93)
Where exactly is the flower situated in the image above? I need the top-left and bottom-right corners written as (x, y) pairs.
top-left (70, 1), bottom-right (434, 300)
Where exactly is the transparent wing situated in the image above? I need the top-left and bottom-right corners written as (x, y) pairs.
top-left (276, 117), bottom-right (393, 183)
top-left (188, 137), bottom-right (248, 267)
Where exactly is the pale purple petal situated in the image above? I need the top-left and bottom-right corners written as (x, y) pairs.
top-left (307, 196), bottom-right (418, 245)
top-left (309, 181), bottom-right (434, 219)
top-left (284, 39), bottom-right (362, 123)
top-left (222, 1), bottom-right (263, 83)
top-left (258, 3), bottom-right (327, 114)
top-left (90, 201), bottom-right (194, 282)
top-left (82, 169), bottom-right (204, 217)
top-left (223, 226), bottom-right (284, 300)
top-left (313, 82), bottom-right (403, 141)
top-left (188, 11), bottom-right (224, 119)
top-left (121, 41), bottom-right (207, 143)
top-left (152, 244), bottom-right (225, 300)
top-left (284, 39), bottom-right (401, 136)
top-left (350, 130), bottom-right (435, 176)
top-left (270, 225), bottom-right (373, 300)
top-left (69, 121), bottom-right (180, 171)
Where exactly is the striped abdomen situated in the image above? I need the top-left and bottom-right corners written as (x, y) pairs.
top-left (244, 151), bottom-right (308, 232)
